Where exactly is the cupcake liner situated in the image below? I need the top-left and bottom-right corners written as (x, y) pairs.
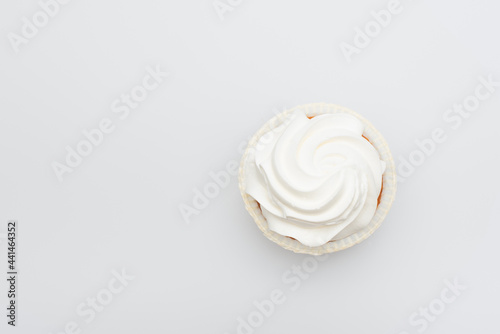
top-left (238, 103), bottom-right (397, 255)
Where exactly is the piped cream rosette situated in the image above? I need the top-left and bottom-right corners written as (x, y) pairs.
top-left (239, 103), bottom-right (396, 255)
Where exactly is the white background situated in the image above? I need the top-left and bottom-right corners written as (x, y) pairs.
top-left (1, 0), bottom-right (499, 333)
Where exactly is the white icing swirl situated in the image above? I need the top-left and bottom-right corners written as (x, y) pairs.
top-left (244, 110), bottom-right (386, 247)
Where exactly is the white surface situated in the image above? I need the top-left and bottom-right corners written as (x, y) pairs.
top-left (0, 0), bottom-right (499, 333)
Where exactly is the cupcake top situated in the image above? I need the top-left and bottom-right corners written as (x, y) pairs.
top-left (244, 109), bottom-right (386, 247)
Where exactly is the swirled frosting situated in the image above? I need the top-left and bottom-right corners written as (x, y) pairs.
top-left (244, 110), bottom-right (385, 247)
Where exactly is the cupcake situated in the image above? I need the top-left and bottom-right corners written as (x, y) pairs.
top-left (239, 103), bottom-right (396, 255)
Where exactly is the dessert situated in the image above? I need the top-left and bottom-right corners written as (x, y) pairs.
top-left (239, 103), bottom-right (396, 255)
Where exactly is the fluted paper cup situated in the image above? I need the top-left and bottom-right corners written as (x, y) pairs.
top-left (238, 103), bottom-right (397, 255)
